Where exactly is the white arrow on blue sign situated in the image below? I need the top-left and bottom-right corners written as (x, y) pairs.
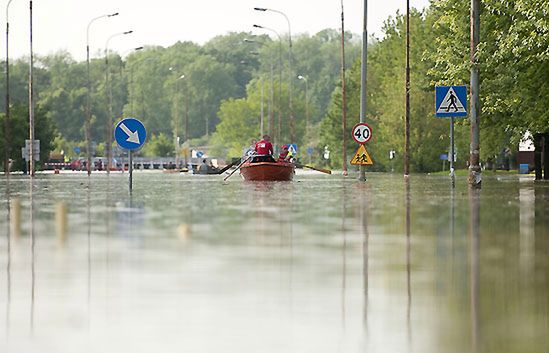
top-left (435, 86), bottom-right (468, 117)
top-left (114, 118), bottom-right (147, 150)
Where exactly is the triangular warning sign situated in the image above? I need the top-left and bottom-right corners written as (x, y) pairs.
top-left (350, 144), bottom-right (374, 165)
top-left (437, 87), bottom-right (466, 114)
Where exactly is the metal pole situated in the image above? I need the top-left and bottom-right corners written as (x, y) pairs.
top-left (253, 10), bottom-right (293, 143)
top-left (450, 117), bottom-right (455, 186)
top-left (106, 30), bottom-right (132, 173)
top-left (404, 0), bottom-right (410, 178)
top-left (4, 0), bottom-right (14, 177)
top-left (359, 0), bottom-right (367, 182)
top-left (86, 12), bottom-right (119, 175)
top-left (105, 53), bottom-right (111, 173)
top-left (269, 58), bottom-right (274, 138)
top-left (86, 36), bottom-right (91, 175)
top-left (174, 79), bottom-right (179, 168)
top-left (28, 0), bottom-right (34, 177)
top-left (260, 77), bottom-right (264, 136)
top-left (129, 150), bottom-right (133, 193)
top-left (341, 0), bottom-right (348, 176)
top-left (468, 0), bottom-right (481, 188)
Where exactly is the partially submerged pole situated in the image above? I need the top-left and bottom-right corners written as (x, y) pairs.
top-left (358, 0), bottom-right (367, 182)
top-left (341, 0), bottom-right (348, 176)
top-left (404, 0), bottom-right (410, 178)
top-left (468, 0), bottom-right (481, 188)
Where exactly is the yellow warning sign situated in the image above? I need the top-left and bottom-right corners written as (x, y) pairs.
top-left (350, 144), bottom-right (374, 165)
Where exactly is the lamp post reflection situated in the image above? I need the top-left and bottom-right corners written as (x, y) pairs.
top-left (405, 179), bottom-right (412, 343)
top-left (359, 183), bottom-right (370, 330)
top-left (29, 178), bottom-right (35, 330)
top-left (5, 178), bottom-right (12, 334)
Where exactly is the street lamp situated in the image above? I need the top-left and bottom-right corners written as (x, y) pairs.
top-left (254, 7), bottom-right (294, 144)
top-left (169, 67), bottom-right (186, 168)
top-left (252, 25), bottom-right (283, 146)
top-left (297, 75), bottom-right (309, 140)
top-left (29, 0), bottom-right (35, 176)
top-left (245, 40), bottom-right (276, 144)
top-left (4, 0), bottom-right (15, 176)
top-left (128, 55), bottom-right (155, 116)
top-left (86, 11), bottom-right (118, 175)
top-left (105, 30), bottom-right (133, 173)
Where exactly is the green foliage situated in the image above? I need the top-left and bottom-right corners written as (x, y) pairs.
top-left (1, 5), bottom-right (546, 171)
top-left (140, 133), bottom-right (174, 157)
top-left (0, 104), bottom-right (56, 171)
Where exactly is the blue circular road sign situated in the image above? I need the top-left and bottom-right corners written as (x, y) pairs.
top-left (114, 118), bottom-right (147, 150)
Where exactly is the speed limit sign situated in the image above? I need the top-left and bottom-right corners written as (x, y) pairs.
top-left (352, 123), bottom-right (372, 144)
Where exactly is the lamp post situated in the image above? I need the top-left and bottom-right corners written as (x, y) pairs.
top-left (246, 41), bottom-right (275, 143)
top-left (4, 0), bottom-right (14, 177)
top-left (128, 55), bottom-right (154, 116)
top-left (253, 7), bottom-right (294, 144)
top-left (297, 75), bottom-right (309, 140)
top-left (29, 0), bottom-right (34, 176)
top-left (252, 25), bottom-right (283, 146)
top-left (105, 30), bottom-right (133, 173)
top-left (169, 67), bottom-right (185, 169)
top-left (86, 11), bottom-right (119, 175)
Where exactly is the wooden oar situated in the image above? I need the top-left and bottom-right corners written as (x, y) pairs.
top-left (223, 156), bottom-right (252, 181)
top-left (215, 160), bottom-right (239, 174)
top-left (295, 163), bottom-right (332, 174)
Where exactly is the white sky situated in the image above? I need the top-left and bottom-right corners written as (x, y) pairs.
top-left (4, 0), bottom-right (430, 61)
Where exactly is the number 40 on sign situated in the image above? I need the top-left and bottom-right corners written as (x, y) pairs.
top-left (352, 123), bottom-right (372, 144)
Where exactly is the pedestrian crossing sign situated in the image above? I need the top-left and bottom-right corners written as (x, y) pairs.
top-left (350, 144), bottom-right (374, 165)
top-left (435, 86), bottom-right (467, 117)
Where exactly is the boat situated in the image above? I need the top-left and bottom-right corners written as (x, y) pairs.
top-left (239, 161), bottom-right (295, 181)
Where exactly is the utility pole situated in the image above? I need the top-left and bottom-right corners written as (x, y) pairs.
top-left (28, 0), bottom-right (35, 177)
top-left (359, 0), bottom-right (368, 182)
top-left (5, 0), bottom-right (14, 177)
top-left (468, 0), bottom-right (481, 188)
top-left (341, 0), bottom-right (348, 176)
top-left (404, 0), bottom-right (410, 178)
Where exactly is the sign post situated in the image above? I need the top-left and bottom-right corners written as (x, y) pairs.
top-left (351, 123), bottom-right (374, 167)
top-left (114, 118), bottom-right (147, 193)
top-left (435, 85), bottom-right (467, 185)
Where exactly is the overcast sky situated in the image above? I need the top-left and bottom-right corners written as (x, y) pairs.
top-left (4, 0), bottom-right (430, 61)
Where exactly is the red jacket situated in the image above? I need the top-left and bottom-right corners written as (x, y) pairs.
top-left (278, 151), bottom-right (289, 161)
top-left (255, 139), bottom-right (273, 155)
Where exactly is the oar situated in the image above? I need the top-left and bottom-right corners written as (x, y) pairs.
top-left (215, 159), bottom-right (239, 174)
top-left (295, 163), bottom-right (332, 174)
top-left (223, 156), bottom-right (252, 181)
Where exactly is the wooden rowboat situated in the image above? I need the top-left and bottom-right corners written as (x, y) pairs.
top-left (239, 161), bottom-right (295, 181)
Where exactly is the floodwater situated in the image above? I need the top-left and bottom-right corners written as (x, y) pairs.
top-left (0, 171), bottom-right (548, 353)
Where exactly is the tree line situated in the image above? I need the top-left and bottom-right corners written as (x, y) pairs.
top-left (1, 0), bottom-right (547, 173)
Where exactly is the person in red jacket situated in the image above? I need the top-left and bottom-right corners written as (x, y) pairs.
top-left (278, 144), bottom-right (290, 162)
top-left (253, 134), bottom-right (275, 162)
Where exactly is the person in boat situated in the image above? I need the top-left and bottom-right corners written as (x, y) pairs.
top-left (252, 134), bottom-right (275, 162)
top-left (278, 145), bottom-right (290, 162)
top-left (198, 158), bottom-right (218, 174)
top-left (242, 138), bottom-right (257, 162)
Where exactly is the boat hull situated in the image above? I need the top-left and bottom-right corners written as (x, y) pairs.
top-left (240, 162), bottom-right (295, 181)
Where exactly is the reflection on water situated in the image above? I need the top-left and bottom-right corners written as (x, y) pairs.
top-left (0, 173), bottom-right (548, 353)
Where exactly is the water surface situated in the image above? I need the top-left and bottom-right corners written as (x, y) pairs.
top-left (1, 172), bottom-right (548, 353)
